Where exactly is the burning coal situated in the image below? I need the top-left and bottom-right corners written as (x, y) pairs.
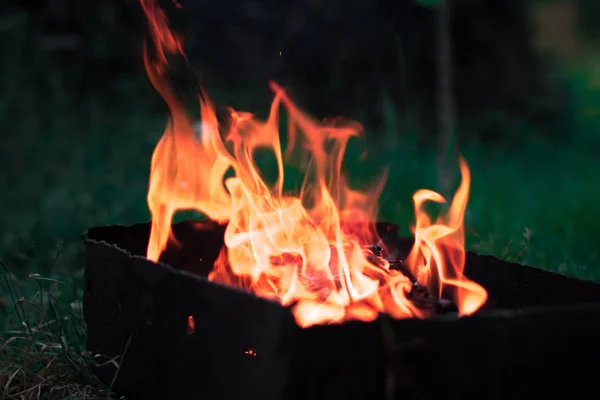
top-left (138, 0), bottom-right (487, 327)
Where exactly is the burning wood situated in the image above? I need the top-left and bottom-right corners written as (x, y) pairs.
top-left (364, 244), bottom-right (458, 313)
top-left (137, 0), bottom-right (487, 328)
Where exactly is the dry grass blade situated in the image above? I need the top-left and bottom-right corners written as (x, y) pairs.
top-left (0, 262), bottom-right (118, 399)
top-left (107, 334), bottom-right (133, 399)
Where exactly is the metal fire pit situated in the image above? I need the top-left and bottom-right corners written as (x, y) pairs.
top-left (83, 220), bottom-right (600, 400)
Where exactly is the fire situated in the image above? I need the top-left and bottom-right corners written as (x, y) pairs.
top-left (139, 0), bottom-right (487, 327)
top-left (406, 159), bottom-right (488, 316)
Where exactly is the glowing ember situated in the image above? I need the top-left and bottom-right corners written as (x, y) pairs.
top-left (187, 315), bottom-right (195, 333)
top-left (139, 0), bottom-right (487, 327)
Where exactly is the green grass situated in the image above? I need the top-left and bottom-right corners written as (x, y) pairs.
top-left (2, 62), bottom-right (600, 397)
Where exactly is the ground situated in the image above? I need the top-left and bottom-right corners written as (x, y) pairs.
top-left (1, 55), bottom-right (600, 399)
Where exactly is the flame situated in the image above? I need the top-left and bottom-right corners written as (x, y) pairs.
top-left (139, 0), bottom-right (487, 327)
top-left (406, 158), bottom-right (487, 316)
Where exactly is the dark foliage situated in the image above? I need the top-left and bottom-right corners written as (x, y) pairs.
top-left (8, 0), bottom-right (565, 143)
top-left (574, 0), bottom-right (600, 40)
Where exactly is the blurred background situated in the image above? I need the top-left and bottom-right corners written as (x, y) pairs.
top-left (1, 0), bottom-right (600, 285)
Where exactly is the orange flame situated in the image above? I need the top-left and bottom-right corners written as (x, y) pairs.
top-left (139, 0), bottom-right (487, 327)
top-left (406, 158), bottom-right (487, 316)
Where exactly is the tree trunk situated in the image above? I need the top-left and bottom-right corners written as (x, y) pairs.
top-left (436, 0), bottom-right (456, 198)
